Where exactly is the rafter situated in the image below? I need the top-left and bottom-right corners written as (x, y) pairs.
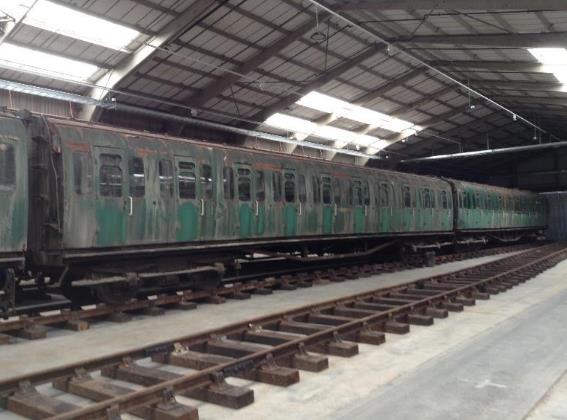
top-left (286, 67), bottom-right (425, 156)
top-left (184, 15), bottom-right (325, 109)
top-left (495, 95), bottom-right (567, 107)
top-left (334, 0), bottom-right (567, 10)
top-left (429, 60), bottom-right (546, 74)
top-left (79, 0), bottom-right (220, 122)
top-left (470, 79), bottom-right (565, 92)
top-left (392, 32), bottom-right (567, 48)
top-left (242, 44), bottom-right (385, 130)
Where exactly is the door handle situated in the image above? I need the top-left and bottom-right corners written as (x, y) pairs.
top-left (200, 198), bottom-right (205, 216)
top-left (334, 203), bottom-right (338, 217)
top-left (364, 205), bottom-right (368, 217)
top-left (299, 201), bottom-right (302, 216)
top-left (255, 200), bottom-right (259, 216)
top-left (128, 196), bottom-right (133, 216)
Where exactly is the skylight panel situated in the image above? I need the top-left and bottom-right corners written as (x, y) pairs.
top-left (21, 0), bottom-right (140, 50)
top-left (528, 48), bottom-right (567, 84)
top-left (0, 43), bottom-right (99, 82)
top-left (264, 113), bottom-right (389, 151)
top-left (297, 91), bottom-right (417, 133)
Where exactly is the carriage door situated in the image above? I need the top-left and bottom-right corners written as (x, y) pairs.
top-left (199, 162), bottom-right (215, 240)
top-left (175, 157), bottom-right (199, 241)
top-left (236, 164), bottom-right (253, 238)
top-left (283, 169), bottom-right (298, 236)
top-left (352, 178), bottom-right (365, 233)
top-left (94, 147), bottom-right (128, 247)
top-left (378, 182), bottom-right (392, 232)
top-left (401, 185), bottom-right (414, 231)
top-left (254, 169), bottom-right (266, 236)
top-left (321, 175), bottom-right (334, 235)
top-left (126, 153), bottom-right (147, 244)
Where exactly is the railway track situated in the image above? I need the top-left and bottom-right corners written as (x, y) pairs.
top-left (0, 244), bottom-right (533, 343)
top-left (0, 243), bottom-right (564, 419)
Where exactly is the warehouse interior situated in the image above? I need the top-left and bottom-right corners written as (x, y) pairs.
top-left (1, 1), bottom-right (567, 420)
top-left (1, 0), bottom-right (567, 185)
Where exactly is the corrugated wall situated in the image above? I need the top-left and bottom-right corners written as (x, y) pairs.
top-left (542, 192), bottom-right (567, 242)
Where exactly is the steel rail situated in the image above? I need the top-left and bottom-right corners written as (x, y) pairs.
top-left (0, 244), bottom-right (561, 419)
top-left (46, 244), bottom-right (565, 419)
top-left (0, 244), bottom-right (532, 339)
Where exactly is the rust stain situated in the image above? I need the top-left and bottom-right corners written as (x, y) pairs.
top-left (66, 142), bottom-right (91, 152)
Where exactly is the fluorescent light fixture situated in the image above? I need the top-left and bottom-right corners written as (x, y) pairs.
top-left (8, 0), bottom-right (140, 50)
top-left (265, 113), bottom-right (317, 141)
top-left (264, 112), bottom-right (390, 152)
top-left (0, 43), bottom-right (99, 82)
top-left (297, 91), bottom-right (416, 133)
top-left (528, 48), bottom-right (567, 84)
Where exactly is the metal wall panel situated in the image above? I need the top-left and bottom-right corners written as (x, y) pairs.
top-left (542, 192), bottom-right (567, 242)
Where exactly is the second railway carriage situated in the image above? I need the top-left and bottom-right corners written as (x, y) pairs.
top-left (451, 180), bottom-right (547, 232)
top-left (0, 112), bottom-right (547, 306)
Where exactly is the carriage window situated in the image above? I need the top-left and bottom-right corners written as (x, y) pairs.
top-left (380, 184), bottom-right (390, 207)
top-left (238, 168), bottom-right (251, 201)
top-left (256, 170), bottom-right (265, 202)
top-left (129, 157), bottom-right (145, 197)
top-left (423, 189), bottom-right (431, 208)
top-left (352, 180), bottom-right (364, 206)
top-left (322, 176), bottom-right (332, 204)
top-left (178, 161), bottom-right (196, 199)
top-left (312, 176), bottom-right (321, 203)
top-left (402, 186), bottom-right (411, 208)
top-left (201, 164), bottom-right (213, 199)
top-left (463, 191), bottom-right (471, 209)
top-left (73, 151), bottom-right (93, 195)
top-left (284, 173), bottom-right (296, 203)
top-left (363, 181), bottom-right (370, 205)
top-left (0, 143), bottom-right (15, 187)
top-left (333, 178), bottom-right (342, 204)
top-left (430, 190), bottom-right (435, 208)
top-left (441, 191), bottom-right (448, 209)
top-left (298, 174), bottom-right (306, 203)
top-left (475, 192), bottom-right (481, 209)
top-left (272, 171), bottom-right (282, 202)
top-left (99, 154), bottom-right (122, 197)
top-left (223, 167), bottom-right (234, 200)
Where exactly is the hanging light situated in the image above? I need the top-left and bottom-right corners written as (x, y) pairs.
top-left (310, 7), bottom-right (327, 43)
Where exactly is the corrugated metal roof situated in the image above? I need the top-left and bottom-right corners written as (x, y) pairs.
top-left (0, 0), bottom-right (566, 163)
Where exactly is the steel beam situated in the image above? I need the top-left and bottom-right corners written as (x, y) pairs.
top-left (79, 0), bottom-right (219, 122)
top-left (335, 0), bottom-right (567, 10)
top-left (393, 32), bottom-right (567, 48)
top-left (495, 96), bottom-right (567, 107)
top-left (291, 67), bottom-right (425, 157)
top-left (402, 141), bottom-right (567, 163)
top-left (429, 60), bottom-right (547, 73)
top-left (471, 79), bottom-right (565, 92)
top-left (184, 15), bottom-right (323, 109)
top-left (243, 44), bottom-right (385, 130)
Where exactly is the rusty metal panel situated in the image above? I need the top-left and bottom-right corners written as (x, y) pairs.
top-left (0, 114), bottom-right (28, 258)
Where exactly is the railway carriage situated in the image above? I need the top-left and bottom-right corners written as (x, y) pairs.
top-left (0, 114), bottom-right (28, 314)
top-left (0, 112), bottom-right (549, 311)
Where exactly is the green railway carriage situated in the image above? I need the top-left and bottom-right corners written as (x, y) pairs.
top-left (0, 113), bottom-right (28, 315)
top-left (29, 117), bottom-right (455, 252)
top-left (452, 180), bottom-right (547, 232)
top-left (0, 112), bottom-right (547, 307)
top-left (0, 114), bottom-right (28, 268)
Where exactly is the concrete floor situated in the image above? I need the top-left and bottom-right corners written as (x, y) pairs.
top-left (1, 251), bottom-right (566, 420)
